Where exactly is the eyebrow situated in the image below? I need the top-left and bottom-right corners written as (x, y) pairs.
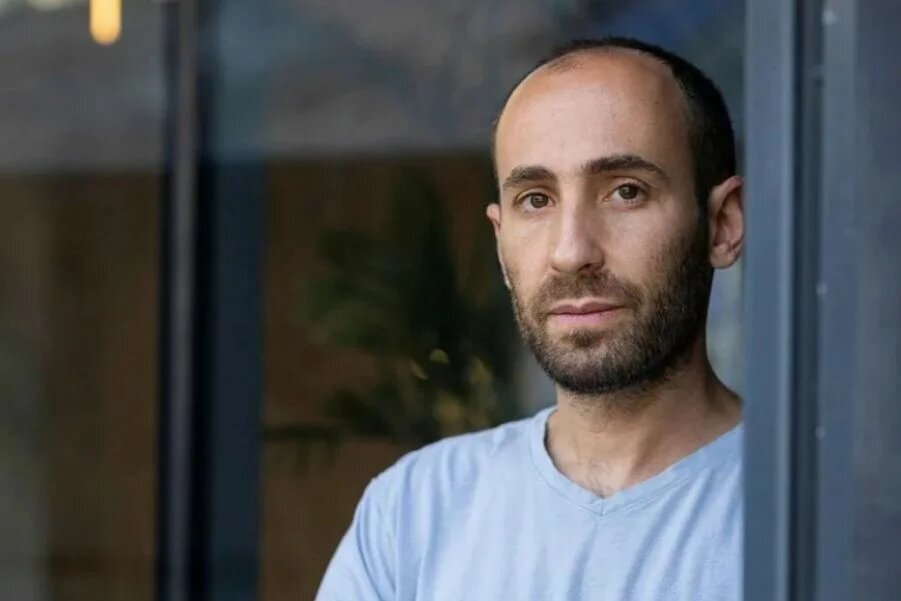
top-left (582, 154), bottom-right (670, 183)
top-left (500, 153), bottom-right (670, 193)
top-left (501, 165), bottom-right (557, 192)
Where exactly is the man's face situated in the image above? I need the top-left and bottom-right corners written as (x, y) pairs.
top-left (489, 51), bottom-right (713, 395)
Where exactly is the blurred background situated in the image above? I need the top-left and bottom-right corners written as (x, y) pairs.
top-left (0, 1), bottom-right (897, 600)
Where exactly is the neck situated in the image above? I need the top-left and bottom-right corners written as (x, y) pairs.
top-left (545, 336), bottom-right (742, 498)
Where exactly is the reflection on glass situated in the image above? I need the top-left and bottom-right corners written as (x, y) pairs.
top-left (0, 1), bottom-right (163, 600)
top-left (262, 157), bottom-right (515, 599)
top-left (292, 166), bottom-right (517, 443)
top-left (89, 0), bottom-right (121, 46)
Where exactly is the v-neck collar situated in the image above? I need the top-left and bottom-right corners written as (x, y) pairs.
top-left (527, 406), bottom-right (743, 517)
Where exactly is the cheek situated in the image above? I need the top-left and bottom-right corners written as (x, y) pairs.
top-left (500, 229), bottom-right (548, 295)
top-left (603, 216), bottom-right (684, 289)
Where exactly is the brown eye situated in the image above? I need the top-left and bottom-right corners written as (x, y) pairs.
top-left (521, 193), bottom-right (550, 211)
top-left (610, 184), bottom-right (644, 206)
top-left (617, 184), bottom-right (640, 200)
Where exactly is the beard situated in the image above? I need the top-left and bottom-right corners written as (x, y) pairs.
top-left (509, 226), bottom-right (712, 397)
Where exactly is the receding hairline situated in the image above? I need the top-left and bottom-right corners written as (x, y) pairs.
top-left (541, 45), bottom-right (673, 75)
top-left (493, 46), bottom-right (692, 165)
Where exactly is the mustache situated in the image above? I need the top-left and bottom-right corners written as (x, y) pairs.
top-left (530, 270), bottom-right (642, 315)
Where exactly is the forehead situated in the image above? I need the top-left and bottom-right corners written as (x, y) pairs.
top-left (495, 51), bottom-right (692, 183)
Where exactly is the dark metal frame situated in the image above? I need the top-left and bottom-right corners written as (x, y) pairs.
top-left (813, 1), bottom-right (856, 600)
top-left (158, 0), bottom-right (200, 597)
top-left (157, 0), bottom-right (263, 599)
top-left (745, 1), bottom-right (858, 600)
top-left (744, 1), bottom-right (799, 598)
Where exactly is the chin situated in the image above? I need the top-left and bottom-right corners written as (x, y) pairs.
top-left (554, 330), bottom-right (615, 351)
top-left (549, 344), bottom-right (616, 373)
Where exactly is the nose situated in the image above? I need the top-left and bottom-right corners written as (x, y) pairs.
top-left (548, 201), bottom-right (605, 274)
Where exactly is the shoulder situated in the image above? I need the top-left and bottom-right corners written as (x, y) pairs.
top-left (366, 409), bottom-right (545, 511)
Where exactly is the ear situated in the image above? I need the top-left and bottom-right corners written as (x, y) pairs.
top-left (486, 202), bottom-right (502, 235)
top-left (486, 202), bottom-right (511, 289)
top-left (706, 175), bottom-right (744, 269)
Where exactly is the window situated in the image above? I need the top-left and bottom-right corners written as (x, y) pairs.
top-left (0, 1), bottom-right (164, 599)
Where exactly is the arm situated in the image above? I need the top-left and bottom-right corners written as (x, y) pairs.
top-left (316, 478), bottom-right (396, 601)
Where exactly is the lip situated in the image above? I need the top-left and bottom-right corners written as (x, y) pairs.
top-left (548, 299), bottom-right (623, 315)
top-left (546, 299), bottom-right (625, 329)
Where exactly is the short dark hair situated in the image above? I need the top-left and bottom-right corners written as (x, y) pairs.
top-left (494, 37), bottom-right (737, 208)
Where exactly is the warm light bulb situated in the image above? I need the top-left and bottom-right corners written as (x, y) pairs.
top-left (90, 0), bottom-right (121, 46)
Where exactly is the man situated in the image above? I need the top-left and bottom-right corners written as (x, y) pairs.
top-left (317, 37), bottom-right (744, 600)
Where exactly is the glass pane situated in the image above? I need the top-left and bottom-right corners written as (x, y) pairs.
top-left (258, 2), bottom-right (745, 598)
top-left (0, 1), bottom-right (164, 599)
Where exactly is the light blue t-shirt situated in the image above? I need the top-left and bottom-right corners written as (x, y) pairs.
top-left (317, 407), bottom-right (743, 600)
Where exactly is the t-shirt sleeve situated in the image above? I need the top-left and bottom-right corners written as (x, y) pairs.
top-left (315, 476), bottom-right (396, 601)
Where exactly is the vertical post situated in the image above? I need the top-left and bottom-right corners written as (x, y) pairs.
top-left (194, 166), bottom-right (263, 601)
top-left (743, 1), bottom-right (799, 600)
top-left (850, 1), bottom-right (901, 598)
top-left (158, 0), bottom-right (263, 599)
top-left (812, 1), bottom-right (856, 599)
top-left (158, 0), bottom-right (199, 597)
top-left (790, 2), bottom-right (827, 600)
